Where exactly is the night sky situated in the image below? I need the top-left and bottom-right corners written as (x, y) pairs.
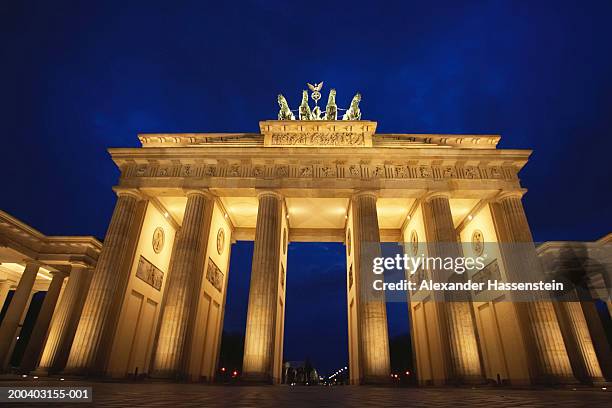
top-left (2, 1), bottom-right (611, 375)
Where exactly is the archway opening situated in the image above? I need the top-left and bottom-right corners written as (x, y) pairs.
top-left (283, 242), bottom-right (348, 384)
top-left (217, 241), bottom-right (252, 382)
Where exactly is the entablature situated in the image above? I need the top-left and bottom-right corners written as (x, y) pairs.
top-left (0, 210), bottom-right (102, 269)
top-left (110, 146), bottom-right (529, 190)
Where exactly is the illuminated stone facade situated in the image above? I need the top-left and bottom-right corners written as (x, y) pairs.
top-left (1, 120), bottom-right (610, 386)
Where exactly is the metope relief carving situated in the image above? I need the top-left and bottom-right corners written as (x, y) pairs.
top-left (319, 165), bottom-right (337, 177)
top-left (463, 166), bottom-right (479, 179)
top-left (228, 164), bottom-right (241, 177)
top-left (371, 166), bottom-right (385, 178)
top-left (274, 165), bottom-right (288, 177)
top-left (419, 166), bottom-right (432, 178)
top-left (395, 165), bottom-right (409, 178)
top-left (203, 165), bottom-right (216, 177)
top-left (348, 165), bottom-right (361, 177)
top-left (206, 258), bottom-right (224, 293)
top-left (299, 166), bottom-right (313, 177)
top-left (442, 166), bottom-right (456, 178)
top-left (252, 166), bottom-right (265, 177)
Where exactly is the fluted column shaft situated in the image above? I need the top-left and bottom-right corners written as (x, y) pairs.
top-left (422, 194), bottom-right (483, 383)
top-left (65, 191), bottom-right (143, 374)
top-left (491, 193), bottom-right (575, 383)
top-left (36, 267), bottom-right (93, 374)
top-left (20, 271), bottom-right (67, 372)
top-left (0, 262), bottom-right (40, 370)
top-left (152, 191), bottom-right (214, 378)
top-left (555, 301), bottom-right (605, 382)
top-left (351, 192), bottom-right (391, 383)
top-left (242, 192), bottom-right (283, 382)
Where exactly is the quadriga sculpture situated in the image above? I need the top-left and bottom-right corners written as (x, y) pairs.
top-left (276, 84), bottom-right (362, 121)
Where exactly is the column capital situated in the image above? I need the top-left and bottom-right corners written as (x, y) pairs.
top-left (66, 261), bottom-right (94, 270)
top-left (50, 270), bottom-right (68, 279)
top-left (256, 190), bottom-right (284, 200)
top-left (351, 190), bottom-right (378, 200)
top-left (112, 187), bottom-right (144, 200)
top-left (68, 264), bottom-right (93, 273)
top-left (494, 189), bottom-right (527, 202)
top-left (184, 189), bottom-right (215, 200)
top-left (24, 260), bottom-right (44, 269)
top-left (422, 190), bottom-right (451, 203)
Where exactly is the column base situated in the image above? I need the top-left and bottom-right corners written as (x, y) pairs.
top-left (30, 367), bottom-right (49, 376)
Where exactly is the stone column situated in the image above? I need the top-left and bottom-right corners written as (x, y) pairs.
top-left (0, 262), bottom-right (40, 370)
top-left (0, 279), bottom-right (15, 311)
top-left (36, 267), bottom-right (93, 374)
top-left (554, 300), bottom-right (605, 383)
top-left (151, 190), bottom-right (214, 378)
top-left (19, 271), bottom-right (67, 372)
top-left (490, 191), bottom-right (575, 383)
top-left (242, 191), bottom-right (284, 382)
top-left (580, 300), bottom-right (612, 381)
top-left (65, 189), bottom-right (144, 375)
top-left (422, 193), bottom-right (484, 383)
top-left (350, 191), bottom-right (391, 383)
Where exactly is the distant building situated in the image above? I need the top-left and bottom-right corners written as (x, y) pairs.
top-left (283, 361), bottom-right (319, 385)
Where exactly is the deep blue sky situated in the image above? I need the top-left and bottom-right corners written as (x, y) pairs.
top-left (2, 1), bottom-right (611, 374)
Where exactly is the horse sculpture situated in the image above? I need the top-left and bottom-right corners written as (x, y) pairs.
top-left (342, 93), bottom-right (362, 120)
top-left (277, 94), bottom-right (295, 120)
top-left (299, 90), bottom-right (312, 120)
top-left (325, 89), bottom-right (338, 120)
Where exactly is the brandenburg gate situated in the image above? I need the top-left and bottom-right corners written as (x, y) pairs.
top-left (6, 86), bottom-right (610, 386)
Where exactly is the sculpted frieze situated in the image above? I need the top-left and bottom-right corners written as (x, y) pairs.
top-left (125, 162), bottom-right (515, 181)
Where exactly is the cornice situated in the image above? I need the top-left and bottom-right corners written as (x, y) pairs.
top-left (0, 211), bottom-right (103, 269)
